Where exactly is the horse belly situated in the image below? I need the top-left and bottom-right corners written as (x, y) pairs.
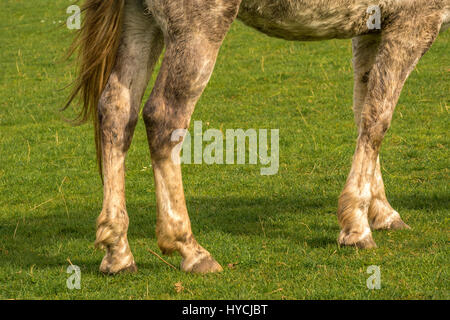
top-left (237, 0), bottom-right (380, 41)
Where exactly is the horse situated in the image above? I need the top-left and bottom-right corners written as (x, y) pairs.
top-left (65, 0), bottom-right (450, 274)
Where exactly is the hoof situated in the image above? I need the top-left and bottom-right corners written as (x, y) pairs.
top-left (388, 218), bottom-right (411, 230)
top-left (99, 257), bottom-right (138, 275)
top-left (372, 212), bottom-right (411, 230)
top-left (338, 230), bottom-right (377, 249)
top-left (181, 255), bottom-right (223, 274)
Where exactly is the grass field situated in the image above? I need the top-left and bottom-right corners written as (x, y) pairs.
top-left (0, 1), bottom-right (449, 300)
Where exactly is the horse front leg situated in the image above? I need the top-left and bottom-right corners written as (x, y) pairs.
top-left (143, 1), bottom-right (240, 273)
top-left (95, 2), bottom-right (164, 274)
top-left (338, 16), bottom-right (441, 248)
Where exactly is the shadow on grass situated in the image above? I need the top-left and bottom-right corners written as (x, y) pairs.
top-left (0, 193), bottom-right (445, 270)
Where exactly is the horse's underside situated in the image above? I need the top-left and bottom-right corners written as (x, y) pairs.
top-left (66, 0), bottom-right (450, 274)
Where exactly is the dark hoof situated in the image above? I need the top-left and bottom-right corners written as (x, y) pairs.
top-left (100, 261), bottom-right (138, 275)
top-left (389, 218), bottom-right (411, 230)
top-left (182, 255), bottom-right (223, 274)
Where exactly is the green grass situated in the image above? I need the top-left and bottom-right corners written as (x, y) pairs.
top-left (0, 1), bottom-right (448, 300)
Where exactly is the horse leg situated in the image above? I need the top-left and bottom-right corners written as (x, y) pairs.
top-left (95, 1), bottom-right (164, 274)
top-left (338, 13), bottom-right (441, 248)
top-left (143, 1), bottom-right (240, 273)
top-left (351, 35), bottom-right (410, 231)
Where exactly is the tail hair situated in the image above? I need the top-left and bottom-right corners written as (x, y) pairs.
top-left (64, 0), bottom-right (125, 180)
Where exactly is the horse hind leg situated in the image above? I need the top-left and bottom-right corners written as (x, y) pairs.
top-left (143, 1), bottom-right (240, 273)
top-left (338, 12), bottom-right (442, 248)
top-left (95, 1), bottom-right (164, 274)
top-left (369, 158), bottom-right (410, 230)
top-left (144, 41), bottom-right (223, 273)
top-left (351, 35), bottom-right (410, 231)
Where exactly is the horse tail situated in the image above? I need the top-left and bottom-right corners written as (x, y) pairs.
top-left (64, 0), bottom-right (125, 180)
